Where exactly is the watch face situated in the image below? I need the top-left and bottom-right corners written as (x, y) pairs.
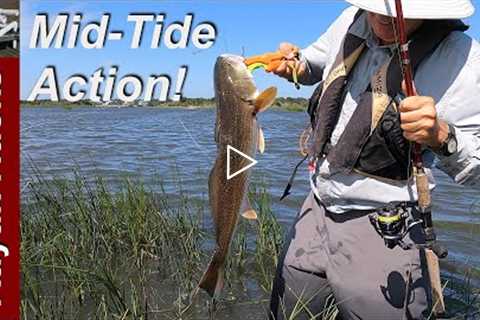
top-left (447, 138), bottom-right (458, 154)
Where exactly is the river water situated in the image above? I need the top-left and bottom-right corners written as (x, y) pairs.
top-left (21, 106), bottom-right (480, 311)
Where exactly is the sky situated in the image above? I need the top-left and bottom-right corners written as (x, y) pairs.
top-left (20, 0), bottom-right (480, 100)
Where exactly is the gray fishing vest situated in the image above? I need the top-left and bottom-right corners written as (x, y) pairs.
top-left (307, 10), bottom-right (468, 181)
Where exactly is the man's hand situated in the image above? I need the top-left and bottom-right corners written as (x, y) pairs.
top-left (399, 82), bottom-right (449, 148)
top-left (271, 42), bottom-right (307, 81)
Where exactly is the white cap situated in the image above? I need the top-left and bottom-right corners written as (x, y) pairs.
top-left (345, 0), bottom-right (475, 19)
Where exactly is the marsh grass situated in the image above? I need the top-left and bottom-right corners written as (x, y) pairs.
top-left (22, 171), bottom-right (207, 319)
top-left (21, 170), bottom-right (288, 319)
top-left (21, 171), bottom-right (479, 319)
top-left (442, 270), bottom-right (480, 319)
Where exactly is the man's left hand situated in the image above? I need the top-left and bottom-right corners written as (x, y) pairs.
top-left (399, 83), bottom-right (449, 148)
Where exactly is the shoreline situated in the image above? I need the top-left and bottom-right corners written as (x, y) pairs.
top-left (21, 97), bottom-right (308, 112)
top-left (21, 104), bottom-right (305, 112)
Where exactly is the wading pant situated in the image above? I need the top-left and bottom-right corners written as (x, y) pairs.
top-left (270, 192), bottom-right (432, 320)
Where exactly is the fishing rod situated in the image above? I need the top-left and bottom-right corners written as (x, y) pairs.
top-left (392, 0), bottom-right (447, 259)
top-left (370, 0), bottom-right (448, 315)
top-left (369, 2), bottom-right (449, 314)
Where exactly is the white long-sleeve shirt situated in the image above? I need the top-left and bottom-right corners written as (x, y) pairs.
top-left (301, 7), bottom-right (480, 213)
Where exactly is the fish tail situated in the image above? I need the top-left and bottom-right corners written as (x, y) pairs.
top-left (198, 252), bottom-right (225, 298)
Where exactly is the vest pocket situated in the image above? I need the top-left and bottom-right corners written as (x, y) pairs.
top-left (355, 105), bottom-right (411, 180)
top-left (356, 130), bottom-right (398, 174)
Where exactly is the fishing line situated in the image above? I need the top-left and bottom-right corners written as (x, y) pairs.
top-left (178, 118), bottom-right (212, 162)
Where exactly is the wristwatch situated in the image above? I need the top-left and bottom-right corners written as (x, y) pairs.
top-left (434, 123), bottom-right (458, 157)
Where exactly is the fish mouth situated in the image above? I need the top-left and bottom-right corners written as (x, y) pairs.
top-left (215, 54), bottom-right (258, 98)
top-left (217, 54), bottom-right (255, 82)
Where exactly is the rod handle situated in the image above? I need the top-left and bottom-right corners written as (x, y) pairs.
top-left (415, 170), bottom-right (431, 210)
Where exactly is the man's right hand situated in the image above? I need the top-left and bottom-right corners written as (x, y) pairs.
top-left (271, 42), bottom-right (307, 81)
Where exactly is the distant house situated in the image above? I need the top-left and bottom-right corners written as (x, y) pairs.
top-left (0, 8), bottom-right (19, 57)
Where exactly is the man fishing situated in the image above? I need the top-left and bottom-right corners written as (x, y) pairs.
top-left (263, 0), bottom-right (480, 318)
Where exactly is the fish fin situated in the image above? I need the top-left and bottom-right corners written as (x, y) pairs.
top-left (241, 197), bottom-right (258, 220)
top-left (242, 209), bottom-right (258, 220)
top-left (258, 127), bottom-right (265, 154)
top-left (199, 252), bottom-right (225, 298)
top-left (254, 87), bottom-right (277, 114)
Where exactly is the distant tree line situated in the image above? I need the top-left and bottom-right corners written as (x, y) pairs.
top-left (21, 97), bottom-right (309, 111)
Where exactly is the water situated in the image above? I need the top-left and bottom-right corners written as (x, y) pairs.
top-left (21, 106), bottom-right (480, 310)
top-left (21, 106), bottom-right (312, 220)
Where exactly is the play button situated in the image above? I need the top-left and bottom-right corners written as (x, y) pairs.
top-left (227, 145), bottom-right (258, 180)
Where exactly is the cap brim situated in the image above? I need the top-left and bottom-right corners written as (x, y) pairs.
top-left (345, 0), bottom-right (475, 19)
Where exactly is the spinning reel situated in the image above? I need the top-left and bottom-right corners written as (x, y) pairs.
top-left (369, 202), bottom-right (423, 251)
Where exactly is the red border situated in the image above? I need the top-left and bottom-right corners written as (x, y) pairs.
top-left (0, 57), bottom-right (20, 319)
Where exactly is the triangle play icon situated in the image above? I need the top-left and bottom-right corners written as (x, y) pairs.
top-left (227, 145), bottom-right (258, 180)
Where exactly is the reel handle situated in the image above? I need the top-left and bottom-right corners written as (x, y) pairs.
top-left (430, 242), bottom-right (448, 259)
top-left (424, 227), bottom-right (448, 259)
